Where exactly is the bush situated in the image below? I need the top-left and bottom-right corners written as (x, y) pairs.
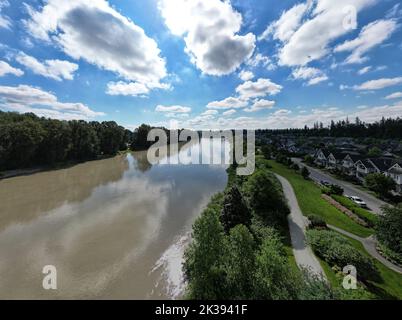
top-left (301, 166), bottom-right (310, 180)
top-left (307, 229), bottom-right (380, 282)
top-left (364, 173), bottom-right (396, 198)
top-left (376, 205), bottom-right (402, 256)
top-left (307, 214), bottom-right (327, 229)
top-left (290, 163), bottom-right (300, 171)
top-left (329, 184), bottom-right (344, 196)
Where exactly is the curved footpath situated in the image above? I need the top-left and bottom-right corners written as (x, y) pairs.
top-left (274, 173), bottom-right (326, 279)
top-left (327, 224), bottom-right (402, 274)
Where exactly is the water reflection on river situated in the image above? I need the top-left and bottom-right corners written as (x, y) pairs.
top-left (0, 139), bottom-right (228, 299)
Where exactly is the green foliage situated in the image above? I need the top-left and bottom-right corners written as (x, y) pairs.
top-left (329, 184), bottom-right (344, 196)
top-left (301, 166), bottom-right (310, 179)
top-left (0, 112), bottom-right (130, 170)
top-left (304, 155), bottom-right (314, 165)
top-left (243, 169), bottom-right (290, 227)
top-left (332, 195), bottom-right (378, 227)
top-left (307, 214), bottom-right (327, 229)
top-left (367, 147), bottom-right (382, 158)
top-left (131, 124), bottom-right (153, 150)
top-left (184, 207), bottom-right (227, 300)
top-left (364, 173), bottom-right (396, 197)
top-left (376, 205), bottom-right (402, 256)
top-left (307, 229), bottom-right (380, 282)
top-left (220, 185), bottom-right (252, 233)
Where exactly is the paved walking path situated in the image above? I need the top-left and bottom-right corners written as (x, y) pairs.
top-left (274, 174), bottom-right (326, 278)
top-left (327, 224), bottom-right (402, 274)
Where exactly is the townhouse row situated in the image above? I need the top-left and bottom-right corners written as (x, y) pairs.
top-left (313, 149), bottom-right (402, 194)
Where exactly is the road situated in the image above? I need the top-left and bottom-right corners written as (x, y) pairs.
top-left (275, 173), bottom-right (326, 278)
top-left (292, 158), bottom-right (388, 215)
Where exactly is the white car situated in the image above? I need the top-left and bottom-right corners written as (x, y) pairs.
top-left (348, 196), bottom-right (367, 208)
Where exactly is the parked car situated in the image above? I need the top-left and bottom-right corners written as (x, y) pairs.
top-left (347, 196), bottom-right (368, 208)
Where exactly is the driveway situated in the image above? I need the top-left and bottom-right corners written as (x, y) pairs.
top-left (292, 158), bottom-right (388, 215)
top-left (275, 173), bottom-right (326, 279)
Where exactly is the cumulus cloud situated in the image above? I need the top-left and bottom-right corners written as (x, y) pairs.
top-left (244, 99), bottom-right (275, 112)
top-left (222, 109), bottom-right (236, 117)
top-left (385, 92), bottom-right (402, 99)
top-left (246, 53), bottom-right (275, 70)
top-left (292, 67), bottom-right (328, 85)
top-left (24, 0), bottom-right (168, 93)
top-left (236, 78), bottom-right (282, 100)
top-left (15, 52), bottom-right (78, 81)
top-left (0, 85), bottom-right (104, 120)
top-left (206, 96), bottom-right (248, 110)
top-left (158, 0), bottom-right (255, 76)
top-left (201, 109), bottom-right (218, 116)
top-left (273, 0), bottom-right (377, 66)
top-left (155, 105), bottom-right (191, 114)
top-left (354, 77), bottom-right (402, 90)
top-left (259, 2), bottom-right (311, 42)
top-left (0, 60), bottom-right (24, 77)
top-left (334, 19), bottom-right (398, 64)
top-left (239, 70), bottom-right (254, 81)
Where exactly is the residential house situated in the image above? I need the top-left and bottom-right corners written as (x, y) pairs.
top-left (355, 159), bottom-right (378, 181)
top-left (327, 152), bottom-right (347, 170)
top-left (314, 149), bottom-right (331, 167)
top-left (386, 163), bottom-right (402, 193)
top-left (341, 154), bottom-right (363, 176)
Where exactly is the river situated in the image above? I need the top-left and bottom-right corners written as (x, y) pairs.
top-left (0, 139), bottom-right (228, 299)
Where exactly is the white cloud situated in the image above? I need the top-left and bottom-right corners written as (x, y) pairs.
top-left (244, 99), bottom-right (275, 112)
top-left (25, 0), bottom-right (168, 92)
top-left (292, 67), bottom-right (328, 85)
top-left (222, 109), bottom-right (236, 117)
top-left (236, 78), bottom-right (282, 100)
top-left (385, 92), bottom-right (402, 100)
top-left (276, 0), bottom-right (377, 66)
top-left (155, 105), bottom-right (191, 115)
top-left (335, 19), bottom-right (398, 64)
top-left (246, 53), bottom-right (275, 70)
top-left (239, 70), bottom-right (254, 81)
top-left (357, 66), bottom-right (371, 75)
top-left (15, 52), bottom-right (78, 81)
top-left (158, 0), bottom-right (255, 76)
top-left (201, 109), bottom-right (218, 116)
top-left (354, 77), bottom-right (402, 90)
top-left (106, 82), bottom-right (150, 97)
top-left (0, 0), bottom-right (10, 29)
top-left (259, 2), bottom-right (310, 42)
top-left (206, 96), bottom-right (248, 110)
top-left (0, 60), bottom-right (24, 77)
top-left (0, 85), bottom-right (104, 120)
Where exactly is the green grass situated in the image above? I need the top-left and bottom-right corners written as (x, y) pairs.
top-left (321, 231), bottom-right (402, 300)
top-left (267, 160), bottom-right (374, 238)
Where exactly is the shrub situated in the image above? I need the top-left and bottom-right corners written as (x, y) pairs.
top-left (301, 166), bottom-right (310, 180)
top-left (307, 214), bottom-right (327, 229)
top-left (364, 173), bottom-right (396, 198)
top-left (329, 184), bottom-right (344, 196)
top-left (307, 229), bottom-right (379, 282)
top-left (376, 205), bottom-right (402, 256)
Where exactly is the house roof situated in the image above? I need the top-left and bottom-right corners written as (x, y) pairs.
top-left (346, 154), bottom-right (364, 162)
top-left (329, 151), bottom-right (348, 160)
top-left (369, 158), bottom-right (397, 172)
top-left (358, 159), bottom-right (376, 170)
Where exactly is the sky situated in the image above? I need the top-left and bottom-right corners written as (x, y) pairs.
top-left (0, 0), bottom-right (402, 130)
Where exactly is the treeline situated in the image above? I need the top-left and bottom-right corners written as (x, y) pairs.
top-left (258, 117), bottom-right (402, 139)
top-left (0, 111), bottom-right (133, 171)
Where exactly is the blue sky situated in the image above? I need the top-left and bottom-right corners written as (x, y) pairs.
top-left (0, 0), bottom-right (402, 130)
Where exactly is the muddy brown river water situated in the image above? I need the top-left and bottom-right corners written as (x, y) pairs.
top-left (0, 139), bottom-right (228, 299)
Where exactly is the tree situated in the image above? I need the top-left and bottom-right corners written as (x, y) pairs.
top-left (223, 225), bottom-right (257, 299)
top-left (376, 205), bottom-right (402, 255)
top-left (261, 145), bottom-right (271, 160)
top-left (184, 208), bottom-right (227, 299)
top-left (131, 124), bottom-right (153, 150)
top-left (364, 173), bottom-right (396, 198)
top-left (367, 147), bottom-right (382, 158)
top-left (243, 170), bottom-right (289, 226)
top-left (301, 166), bottom-right (310, 180)
top-left (220, 185), bottom-right (251, 233)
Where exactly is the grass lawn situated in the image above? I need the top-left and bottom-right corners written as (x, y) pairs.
top-left (267, 160), bottom-right (374, 238)
top-left (319, 231), bottom-right (402, 300)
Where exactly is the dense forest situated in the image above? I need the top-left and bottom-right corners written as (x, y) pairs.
top-left (0, 111), bottom-right (133, 171)
top-left (257, 117), bottom-right (402, 139)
